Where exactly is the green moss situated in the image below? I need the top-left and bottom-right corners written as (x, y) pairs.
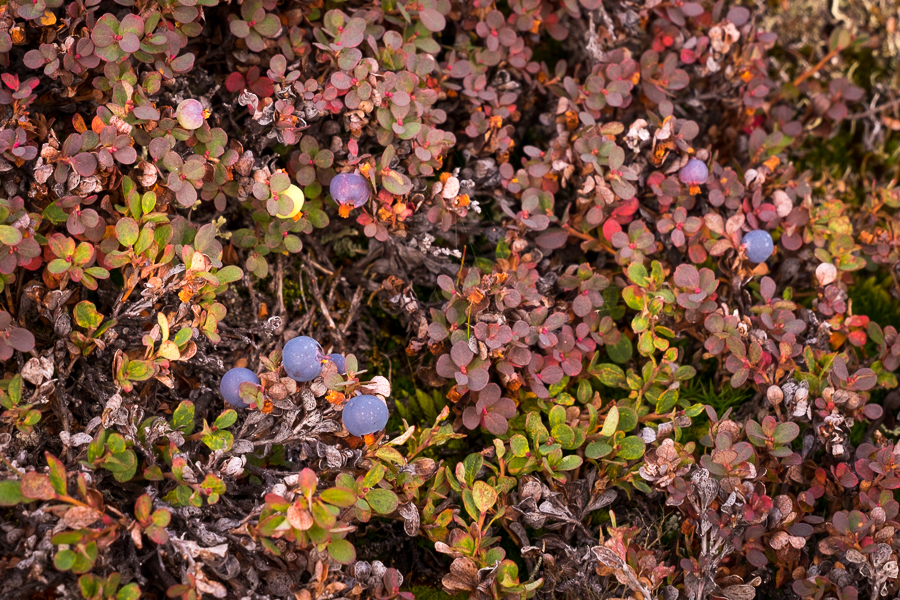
top-left (848, 273), bottom-right (900, 333)
top-left (406, 586), bottom-right (467, 600)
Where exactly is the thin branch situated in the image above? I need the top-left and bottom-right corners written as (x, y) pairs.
top-left (848, 96), bottom-right (900, 120)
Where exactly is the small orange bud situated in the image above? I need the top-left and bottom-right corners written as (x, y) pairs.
top-left (338, 204), bottom-right (352, 218)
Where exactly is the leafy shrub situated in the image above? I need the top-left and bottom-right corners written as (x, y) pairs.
top-left (0, 0), bottom-right (897, 599)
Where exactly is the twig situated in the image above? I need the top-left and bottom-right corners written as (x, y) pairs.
top-left (297, 268), bottom-right (309, 316)
top-left (792, 45), bottom-right (843, 88)
top-left (274, 255), bottom-right (285, 316)
top-left (339, 286), bottom-right (364, 341)
top-left (307, 259), bottom-right (334, 276)
top-left (848, 96), bottom-right (900, 120)
top-left (303, 264), bottom-right (336, 331)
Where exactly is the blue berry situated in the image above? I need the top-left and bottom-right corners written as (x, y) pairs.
top-left (327, 353), bottom-right (346, 375)
top-left (329, 172), bottom-right (371, 208)
top-left (742, 229), bottom-right (774, 263)
top-left (678, 158), bottom-right (709, 186)
top-left (283, 336), bottom-right (324, 382)
top-left (342, 394), bottom-right (389, 437)
top-left (220, 367), bottom-right (259, 408)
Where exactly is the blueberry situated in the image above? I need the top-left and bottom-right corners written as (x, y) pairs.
top-left (342, 394), bottom-right (389, 437)
top-left (220, 367), bottom-right (259, 408)
top-left (327, 353), bottom-right (346, 375)
top-left (329, 172), bottom-right (370, 208)
top-left (742, 229), bottom-right (774, 263)
top-left (678, 158), bottom-right (709, 186)
top-left (283, 336), bottom-right (324, 382)
top-left (176, 99), bottom-right (205, 130)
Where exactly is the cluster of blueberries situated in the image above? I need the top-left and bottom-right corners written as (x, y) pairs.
top-left (679, 158), bottom-right (775, 264)
top-left (219, 336), bottom-right (389, 437)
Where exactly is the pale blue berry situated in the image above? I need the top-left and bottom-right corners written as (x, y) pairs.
top-left (678, 158), bottom-right (709, 186)
top-left (342, 394), bottom-right (389, 437)
top-left (742, 229), bottom-right (774, 263)
top-left (283, 336), bottom-right (324, 382)
top-left (327, 353), bottom-right (346, 375)
top-left (220, 367), bottom-right (259, 408)
top-left (330, 172), bottom-right (371, 208)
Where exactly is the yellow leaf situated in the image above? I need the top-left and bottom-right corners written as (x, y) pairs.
top-left (157, 313), bottom-right (169, 342)
top-left (600, 406), bottom-right (619, 438)
top-left (38, 10), bottom-right (56, 26)
top-left (157, 340), bottom-right (180, 361)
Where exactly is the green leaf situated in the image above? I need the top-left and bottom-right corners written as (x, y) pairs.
top-left (327, 539), bottom-right (356, 564)
top-left (125, 360), bottom-right (155, 381)
top-left (79, 574), bottom-right (100, 599)
top-left (773, 422), bottom-right (800, 444)
top-left (141, 191), bottom-right (157, 215)
top-left (365, 489), bottom-right (399, 515)
top-left (585, 441), bottom-right (612, 459)
top-left (510, 434), bottom-right (529, 458)
top-left (202, 430), bottom-right (233, 451)
top-left (548, 405), bottom-right (566, 428)
top-left (214, 409), bottom-right (237, 429)
top-left (134, 226), bottom-right (154, 255)
top-left (556, 455), bottom-right (582, 471)
top-left (71, 542), bottom-right (98, 574)
top-left (8, 375), bottom-right (21, 404)
top-left (627, 263), bottom-right (649, 286)
top-left (52, 531), bottom-right (82, 545)
top-left (171, 401), bottom-right (195, 433)
top-left (472, 480), bottom-right (498, 514)
top-left (116, 218), bottom-right (140, 246)
top-left (117, 582), bottom-right (142, 600)
top-left (320, 487), bottom-right (357, 508)
top-left (54, 549), bottom-right (77, 571)
top-left (374, 446), bottom-right (405, 465)
top-left (593, 363), bottom-right (626, 388)
top-left (102, 450), bottom-right (137, 482)
top-left (656, 388), bottom-right (679, 414)
top-left (462, 453), bottom-right (483, 488)
top-left (0, 225), bottom-right (22, 246)
top-left (551, 423), bottom-right (576, 449)
top-left (616, 436), bottom-right (646, 460)
top-left (215, 265), bottom-right (243, 285)
top-left (45, 452), bottom-right (67, 496)
top-left (362, 462), bottom-right (385, 488)
top-left (108, 433), bottom-right (126, 454)
top-left (616, 407), bottom-right (638, 432)
top-left (600, 406), bottom-right (619, 437)
top-left (311, 499), bottom-right (336, 528)
top-left (461, 489), bottom-right (479, 522)
top-left (74, 301), bottom-right (103, 330)
top-left (0, 480), bottom-right (23, 506)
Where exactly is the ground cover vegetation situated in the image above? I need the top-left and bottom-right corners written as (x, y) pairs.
top-left (0, 0), bottom-right (899, 599)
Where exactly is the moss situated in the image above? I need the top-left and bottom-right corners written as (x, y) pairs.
top-left (406, 586), bottom-right (467, 600)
